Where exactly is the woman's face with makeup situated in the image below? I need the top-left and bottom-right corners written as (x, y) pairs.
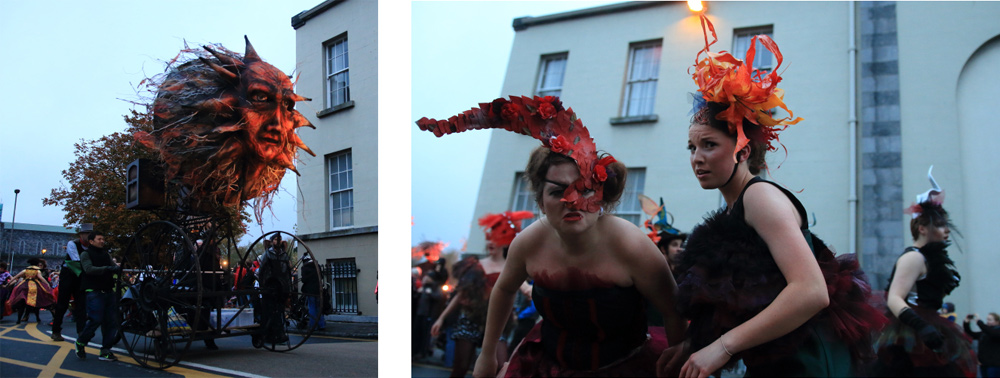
top-left (539, 162), bottom-right (600, 234)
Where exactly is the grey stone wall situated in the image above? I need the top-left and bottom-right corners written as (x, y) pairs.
top-left (0, 226), bottom-right (74, 271)
top-left (859, 1), bottom-right (904, 291)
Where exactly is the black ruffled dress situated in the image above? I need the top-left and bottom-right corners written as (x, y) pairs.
top-left (873, 242), bottom-right (977, 377)
top-left (676, 177), bottom-right (886, 376)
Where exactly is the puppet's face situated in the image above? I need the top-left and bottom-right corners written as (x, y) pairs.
top-left (240, 61), bottom-right (301, 165)
top-left (139, 37), bottom-right (315, 213)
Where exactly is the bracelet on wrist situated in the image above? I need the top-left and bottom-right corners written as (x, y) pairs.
top-left (720, 334), bottom-right (734, 357)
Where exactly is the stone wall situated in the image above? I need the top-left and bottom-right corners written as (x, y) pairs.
top-left (859, 1), bottom-right (904, 291)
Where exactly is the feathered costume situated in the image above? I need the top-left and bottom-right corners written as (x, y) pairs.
top-left (675, 14), bottom-right (886, 376)
top-left (873, 168), bottom-right (976, 377)
top-left (677, 178), bottom-right (886, 375)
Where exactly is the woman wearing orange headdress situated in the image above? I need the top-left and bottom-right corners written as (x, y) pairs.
top-left (662, 15), bottom-right (886, 377)
top-left (419, 96), bottom-right (686, 377)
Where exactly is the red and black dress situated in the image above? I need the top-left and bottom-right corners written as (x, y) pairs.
top-left (502, 283), bottom-right (669, 377)
top-left (676, 177), bottom-right (886, 376)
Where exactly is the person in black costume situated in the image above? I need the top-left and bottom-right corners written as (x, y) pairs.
top-left (964, 312), bottom-right (1000, 377)
top-left (51, 225), bottom-right (91, 341)
top-left (873, 167), bottom-right (976, 377)
top-left (256, 234), bottom-right (291, 344)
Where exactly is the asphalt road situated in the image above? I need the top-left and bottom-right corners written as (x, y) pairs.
top-left (0, 310), bottom-right (377, 377)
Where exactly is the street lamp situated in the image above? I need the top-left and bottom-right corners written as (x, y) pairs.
top-left (688, 1), bottom-right (704, 13)
top-left (9, 189), bottom-right (19, 268)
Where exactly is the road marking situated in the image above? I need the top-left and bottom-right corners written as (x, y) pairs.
top-left (6, 322), bottom-right (232, 378)
top-left (309, 334), bottom-right (376, 342)
top-left (0, 357), bottom-right (103, 378)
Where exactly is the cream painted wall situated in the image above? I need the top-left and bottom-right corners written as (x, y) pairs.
top-left (897, 2), bottom-right (1000, 316)
top-left (303, 233), bottom-right (379, 317)
top-left (293, 0), bottom-right (378, 317)
top-left (294, 0), bottom-right (379, 235)
top-left (470, 2), bottom-right (854, 256)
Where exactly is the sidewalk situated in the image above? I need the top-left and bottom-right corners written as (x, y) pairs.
top-left (311, 320), bottom-right (377, 340)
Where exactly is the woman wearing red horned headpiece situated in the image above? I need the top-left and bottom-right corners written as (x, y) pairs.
top-left (662, 15), bottom-right (886, 378)
top-left (418, 95), bottom-right (686, 377)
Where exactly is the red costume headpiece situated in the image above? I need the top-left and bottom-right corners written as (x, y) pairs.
top-left (478, 211), bottom-right (534, 248)
top-left (692, 14), bottom-right (803, 162)
top-left (417, 96), bottom-right (616, 212)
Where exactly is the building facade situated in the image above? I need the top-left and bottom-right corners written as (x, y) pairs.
top-left (467, 2), bottom-right (1000, 316)
top-left (1, 222), bottom-right (76, 270)
top-left (292, 0), bottom-right (378, 318)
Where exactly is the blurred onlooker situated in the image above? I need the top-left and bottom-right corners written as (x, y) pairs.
top-left (964, 312), bottom-right (1000, 377)
top-left (413, 270), bottom-right (446, 360)
top-left (940, 302), bottom-right (958, 322)
top-left (0, 262), bottom-right (12, 320)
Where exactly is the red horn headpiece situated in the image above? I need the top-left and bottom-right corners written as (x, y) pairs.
top-left (417, 96), bottom-right (616, 212)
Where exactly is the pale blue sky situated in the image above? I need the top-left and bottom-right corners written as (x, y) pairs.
top-left (0, 0), bottom-right (321, 245)
top-left (411, 1), bottom-right (619, 252)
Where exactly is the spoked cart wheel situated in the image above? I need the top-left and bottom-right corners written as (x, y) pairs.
top-left (117, 221), bottom-right (202, 369)
top-left (240, 231), bottom-right (322, 352)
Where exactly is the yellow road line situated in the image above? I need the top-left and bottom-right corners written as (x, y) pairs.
top-left (0, 357), bottom-right (103, 378)
top-left (0, 322), bottom-right (21, 336)
top-left (17, 322), bottom-right (230, 378)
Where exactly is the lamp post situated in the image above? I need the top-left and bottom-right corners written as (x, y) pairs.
top-left (9, 189), bottom-right (19, 268)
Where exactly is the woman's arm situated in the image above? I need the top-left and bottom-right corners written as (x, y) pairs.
top-left (618, 218), bottom-right (686, 343)
top-left (978, 321), bottom-right (1000, 337)
top-left (963, 317), bottom-right (981, 339)
top-left (4, 270), bottom-right (25, 287)
top-left (473, 233), bottom-right (531, 378)
top-left (430, 291), bottom-right (462, 337)
top-left (681, 184), bottom-right (829, 378)
top-left (886, 251), bottom-right (925, 317)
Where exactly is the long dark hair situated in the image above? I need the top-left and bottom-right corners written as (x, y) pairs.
top-left (451, 257), bottom-right (489, 324)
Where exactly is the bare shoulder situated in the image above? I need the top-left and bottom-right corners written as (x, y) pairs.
top-left (742, 182), bottom-right (799, 226)
top-left (897, 249), bottom-right (927, 268)
top-left (507, 217), bottom-right (549, 261)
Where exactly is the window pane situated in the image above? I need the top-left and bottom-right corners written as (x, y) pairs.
top-left (733, 27), bottom-right (774, 69)
top-left (623, 42), bottom-right (661, 117)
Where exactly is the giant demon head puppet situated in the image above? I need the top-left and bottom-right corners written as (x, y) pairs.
top-left (136, 37), bottom-right (315, 216)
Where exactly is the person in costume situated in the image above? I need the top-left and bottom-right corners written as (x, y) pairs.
top-left (76, 230), bottom-right (122, 361)
top-left (418, 96), bottom-right (686, 377)
top-left (4, 257), bottom-right (56, 324)
top-left (964, 312), bottom-right (1000, 378)
top-left (51, 223), bottom-right (92, 341)
top-left (429, 211), bottom-right (533, 377)
top-left (873, 167), bottom-right (976, 377)
top-left (664, 15), bottom-right (885, 377)
top-left (0, 262), bottom-right (12, 320)
top-left (638, 194), bottom-right (688, 275)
